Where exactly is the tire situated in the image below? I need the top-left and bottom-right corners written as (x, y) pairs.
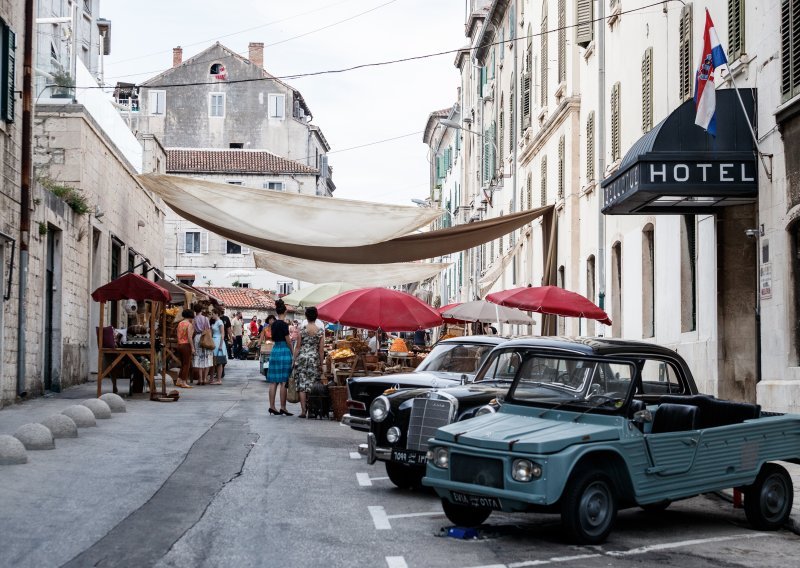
top-left (441, 498), bottom-right (492, 527)
top-left (640, 500), bottom-right (671, 513)
top-left (385, 461), bottom-right (424, 490)
top-left (561, 468), bottom-right (618, 544)
top-left (744, 463), bottom-right (794, 530)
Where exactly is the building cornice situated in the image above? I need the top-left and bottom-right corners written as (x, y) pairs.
top-left (519, 96), bottom-right (581, 166)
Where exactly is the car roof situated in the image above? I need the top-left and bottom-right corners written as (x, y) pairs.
top-left (496, 336), bottom-right (680, 358)
top-left (438, 335), bottom-right (507, 346)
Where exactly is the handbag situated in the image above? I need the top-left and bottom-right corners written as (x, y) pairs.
top-left (200, 328), bottom-right (215, 350)
top-left (286, 371), bottom-right (300, 404)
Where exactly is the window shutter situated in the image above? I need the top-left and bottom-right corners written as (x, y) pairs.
top-left (490, 239), bottom-right (495, 263)
top-left (241, 245), bottom-right (251, 255)
top-left (558, 0), bottom-right (566, 83)
top-left (491, 123), bottom-right (497, 177)
top-left (521, 71), bottom-right (532, 129)
top-left (641, 47), bottom-right (653, 132)
top-left (576, 0), bottom-right (594, 48)
top-left (678, 5), bottom-right (693, 101)
top-left (178, 232), bottom-right (186, 253)
top-left (781, 0), bottom-right (800, 101)
top-left (611, 82), bottom-right (621, 162)
top-left (728, 0), bottom-right (745, 61)
top-left (200, 231), bottom-right (209, 253)
top-left (499, 27), bottom-right (505, 60)
top-left (540, 155), bottom-right (548, 206)
top-left (219, 238), bottom-right (228, 254)
top-left (509, 83), bottom-right (515, 149)
top-left (483, 136), bottom-right (490, 183)
top-left (586, 111), bottom-right (595, 182)
top-left (540, 7), bottom-right (548, 105)
top-left (526, 173), bottom-right (533, 209)
top-left (509, 4), bottom-right (515, 39)
top-left (558, 135), bottom-right (565, 200)
top-left (499, 106), bottom-right (505, 164)
top-left (1, 21), bottom-right (16, 123)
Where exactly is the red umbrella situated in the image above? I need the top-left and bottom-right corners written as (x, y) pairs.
top-left (438, 302), bottom-right (466, 324)
top-left (317, 287), bottom-right (443, 332)
top-left (486, 286), bottom-right (612, 325)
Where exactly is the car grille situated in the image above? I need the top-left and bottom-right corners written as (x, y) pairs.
top-left (406, 394), bottom-right (455, 451)
top-left (451, 454), bottom-right (504, 489)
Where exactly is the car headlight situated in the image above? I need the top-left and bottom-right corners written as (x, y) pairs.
top-left (511, 459), bottom-right (542, 482)
top-left (426, 446), bottom-right (449, 469)
top-left (370, 396), bottom-right (390, 423)
top-left (475, 404), bottom-right (496, 416)
top-left (386, 426), bottom-right (401, 444)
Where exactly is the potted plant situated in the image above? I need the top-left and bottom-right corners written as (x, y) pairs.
top-left (50, 65), bottom-right (74, 98)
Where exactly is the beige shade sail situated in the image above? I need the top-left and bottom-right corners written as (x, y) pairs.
top-left (253, 250), bottom-right (450, 286)
top-left (137, 174), bottom-right (441, 247)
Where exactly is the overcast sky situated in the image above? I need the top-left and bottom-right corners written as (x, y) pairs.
top-left (101, 0), bottom-right (466, 206)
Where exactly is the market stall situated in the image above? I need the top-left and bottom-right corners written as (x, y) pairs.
top-left (91, 273), bottom-right (172, 400)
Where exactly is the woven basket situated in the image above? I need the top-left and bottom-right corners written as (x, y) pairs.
top-left (328, 385), bottom-right (348, 421)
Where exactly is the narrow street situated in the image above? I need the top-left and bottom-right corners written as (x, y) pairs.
top-left (1, 360), bottom-right (797, 568)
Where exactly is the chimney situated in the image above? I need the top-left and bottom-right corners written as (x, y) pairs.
top-left (248, 42), bottom-right (264, 69)
top-left (172, 46), bottom-right (183, 68)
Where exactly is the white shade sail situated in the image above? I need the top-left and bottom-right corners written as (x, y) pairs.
top-left (442, 300), bottom-right (534, 324)
top-left (138, 174), bottom-right (441, 247)
top-left (253, 251), bottom-right (450, 287)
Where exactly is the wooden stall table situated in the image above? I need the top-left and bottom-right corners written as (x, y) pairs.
top-left (91, 274), bottom-right (173, 401)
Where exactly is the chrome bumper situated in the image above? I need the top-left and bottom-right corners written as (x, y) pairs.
top-left (365, 433), bottom-right (391, 465)
top-left (342, 413), bottom-right (371, 431)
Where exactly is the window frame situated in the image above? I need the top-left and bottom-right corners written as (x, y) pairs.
top-left (185, 231), bottom-right (201, 254)
top-left (149, 90), bottom-right (166, 116)
top-left (209, 92), bottom-right (225, 118)
top-left (268, 93), bottom-right (286, 119)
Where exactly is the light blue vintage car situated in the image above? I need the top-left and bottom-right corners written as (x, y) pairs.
top-left (423, 337), bottom-right (800, 544)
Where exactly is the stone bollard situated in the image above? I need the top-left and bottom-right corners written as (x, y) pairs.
top-left (62, 405), bottom-right (97, 427)
top-left (41, 414), bottom-right (79, 439)
top-left (81, 398), bottom-right (112, 419)
top-left (0, 435), bottom-right (27, 465)
top-left (99, 393), bottom-right (126, 413)
top-left (14, 423), bottom-right (55, 450)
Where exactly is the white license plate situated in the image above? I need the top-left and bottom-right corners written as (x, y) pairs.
top-left (450, 491), bottom-right (501, 509)
top-left (391, 449), bottom-right (427, 465)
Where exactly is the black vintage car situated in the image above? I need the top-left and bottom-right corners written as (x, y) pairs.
top-left (343, 336), bottom-right (506, 431)
top-left (364, 336), bottom-right (702, 490)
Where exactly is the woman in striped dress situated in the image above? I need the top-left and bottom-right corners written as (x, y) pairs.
top-left (266, 299), bottom-right (294, 415)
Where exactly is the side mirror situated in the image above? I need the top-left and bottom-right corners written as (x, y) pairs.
top-left (633, 409), bottom-right (653, 424)
top-left (460, 374), bottom-right (468, 385)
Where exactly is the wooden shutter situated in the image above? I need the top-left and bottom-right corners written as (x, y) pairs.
top-left (782, 0), bottom-right (800, 101)
top-left (611, 82), bottom-right (621, 162)
top-left (558, 0), bottom-right (566, 83)
top-left (678, 5), bottom-right (693, 101)
top-left (576, 0), bottom-right (593, 48)
top-left (509, 82), bottom-right (515, 150)
top-left (526, 172), bottom-right (533, 209)
top-left (521, 72), bottom-right (531, 129)
top-left (483, 135), bottom-right (490, 183)
top-left (177, 232), bottom-right (186, 253)
top-left (1, 21), bottom-right (16, 123)
top-left (200, 231), bottom-right (209, 253)
top-left (728, 0), bottom-right (745, 61)
top-left (499, 105), bottom-right (505, 164)
top-left (641, 47), bottom-right (653, 132)
top-left (558, 135), bottom-right (565, 200)
top-left (540, 155), bottom-right (548, 206)
top-left (540, 7), bottom-right (548, 105)
top-left (586, 111), bottom-right (595, 182)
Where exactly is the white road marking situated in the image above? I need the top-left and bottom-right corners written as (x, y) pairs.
top-left (385, 557), bottom-right (408, 568)
top-left (605, 532), bottom-right (774, 557)
top-left (369, 505), bottom-right (392, 530)
top-left (466, 532), bottom-right (776, 568)
top-left (357, 472), bottom-right (372, 486)
top-left (350, 451), bottom-right (362, 459)
top-left (386, 511), bottom-right (446, 520)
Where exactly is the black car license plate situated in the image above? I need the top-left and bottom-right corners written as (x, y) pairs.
top-left (391, 448), bottom-right (427, 465)
top-left (450, 491), bottom-right (501, 509)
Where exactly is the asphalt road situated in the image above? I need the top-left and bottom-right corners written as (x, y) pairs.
top-left (0, 360), bottom-right (797, 567)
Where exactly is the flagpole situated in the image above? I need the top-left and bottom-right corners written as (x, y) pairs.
top-left (723, 68), bottom-right (773, 180)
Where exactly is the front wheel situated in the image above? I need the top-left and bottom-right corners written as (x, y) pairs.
top-left (744, 463), bottom-right (794, 530)
top-left (441, 498), bottom-right (492, 527)
top-left (561, 468), bottom-right (618, 544)
top-left (385, 461), bottom-right (424, 489)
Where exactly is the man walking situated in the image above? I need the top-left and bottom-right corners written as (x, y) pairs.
top-left (232, 312), bottom-right (244, 359)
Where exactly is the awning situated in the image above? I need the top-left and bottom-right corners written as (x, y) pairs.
top-left (601, 89), bottom-right (758, 215)
top-left (253, 250), bottom-right (450, 286)
top-left (479, 235), bottom-right (524, 297)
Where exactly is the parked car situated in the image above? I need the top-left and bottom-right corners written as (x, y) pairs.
top-left (343, 335), bottom-right (506, 431)
top-left (422, 337), bottom-right (800, 544)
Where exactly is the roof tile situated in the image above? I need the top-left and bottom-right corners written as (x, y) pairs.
top-left (167, 148), bottom-right (318, 175)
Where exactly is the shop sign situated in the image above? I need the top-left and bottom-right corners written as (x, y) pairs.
top-left (760, 262), bottom-right (772, 300)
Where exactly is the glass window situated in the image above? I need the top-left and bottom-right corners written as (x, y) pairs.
top-left (268, 93), bottom-right (285, 119)
top-left (226, 240), bottom-right (242, 254)
top-left (185, 231), bottom-right (200, 254)
top-left (416, 342), bottom-right (496, 375)
top-left (264, 181), bottom-right (284, 191)
top-left (639, 359), bottom-right (685, 395)
top-left (149, 90), bottom-right (166, 115)
top-left (209, 93), bottom-right (225, 117)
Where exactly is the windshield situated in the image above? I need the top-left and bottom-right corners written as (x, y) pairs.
top-left (415, 342), bottom-right (496, 374)
top-left (477, 349), bottom-right (635, 408)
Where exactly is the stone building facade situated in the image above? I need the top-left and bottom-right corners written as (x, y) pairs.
top-left (431, 0), bottom-right (798, 411)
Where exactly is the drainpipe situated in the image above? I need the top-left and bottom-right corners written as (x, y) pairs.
top-left (17, 0), bottom-right (34, 397)
top-left (596, 0), bottom-right (607, 336)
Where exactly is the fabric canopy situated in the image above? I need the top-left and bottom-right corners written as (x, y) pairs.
top-left (154, 279), bottom-right (187, 305)
top-left (280, 282), bottom-right (358, 307)
top-left (479, 233), bottom-right (525, 296)
top-left (92, 273), bottom-right (171, 303)
top-left (138, 174), bottom-right (440, 247)
top-left (253, 251), bottom-right (450, 286)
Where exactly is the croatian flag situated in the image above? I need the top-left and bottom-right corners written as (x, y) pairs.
top-left (694, 9), bottom-right (728, 136)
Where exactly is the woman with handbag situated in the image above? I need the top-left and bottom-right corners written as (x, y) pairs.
top-left (209, 309), bottom-right (227, 385)
top-left (175, 309), bottom-right (195, 388)
top-left (266, 299), bottom-right (293, 415)
top-left (291, 306), bottom-right (325, 418)
top-left (192, 303), bottom-right (213, 385)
